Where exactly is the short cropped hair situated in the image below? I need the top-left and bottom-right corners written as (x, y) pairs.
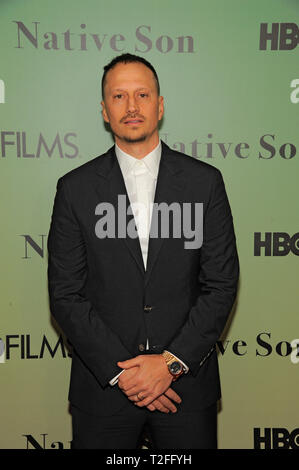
top-left (101, 53), bottom-right (160, 98)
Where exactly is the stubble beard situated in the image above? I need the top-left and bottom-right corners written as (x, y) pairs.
top-left (113, 123), bottom-right (158, 145)
top-left (110, 117), bottom-right (159, 145)
top-left (112, 126), bottom-right (151, 145)
top-left (122, 133), bottom-right (147, 144)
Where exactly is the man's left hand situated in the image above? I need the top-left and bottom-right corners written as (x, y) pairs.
top-left (117, 354), bottom-right (173, 407)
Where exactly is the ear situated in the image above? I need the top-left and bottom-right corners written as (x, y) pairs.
top-left (101, 100), bottom-right (110, 123)
top-left (158, 95), bottom-right (164, 121)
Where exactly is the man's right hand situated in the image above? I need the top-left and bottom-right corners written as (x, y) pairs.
top-left (118, 366), bottom-right (182, 413)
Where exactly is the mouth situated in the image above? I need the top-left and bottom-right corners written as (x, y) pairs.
top-left (124, 119), bottom-right (144, 125)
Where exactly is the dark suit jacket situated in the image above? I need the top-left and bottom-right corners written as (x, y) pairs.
top-left (47, 141), bottom-right (239, 417)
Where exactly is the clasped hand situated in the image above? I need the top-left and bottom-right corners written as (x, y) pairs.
top-left (117, 354), bottom-right (182, 413)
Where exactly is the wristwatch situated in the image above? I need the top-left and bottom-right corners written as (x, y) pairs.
top-left (162, 351), bottom-right (184, 381)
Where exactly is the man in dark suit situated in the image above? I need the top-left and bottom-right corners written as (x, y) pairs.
top-left (47, 53), bottom-right (239, 449)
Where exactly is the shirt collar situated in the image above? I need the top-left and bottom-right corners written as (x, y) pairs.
top-left (115, 140), bottom-right (161, 180)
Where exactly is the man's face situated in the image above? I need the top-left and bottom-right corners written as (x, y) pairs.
top-left (101, 62), bottom-right (164, 147)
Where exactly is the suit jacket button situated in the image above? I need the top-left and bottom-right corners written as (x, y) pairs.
top-left (138, 344), bottom-right (145, 352)
top-left (144, 305), bottom-right (153, 312)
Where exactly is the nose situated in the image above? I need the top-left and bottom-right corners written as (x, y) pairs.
top-left (127, 95), bottom-right (139, 114)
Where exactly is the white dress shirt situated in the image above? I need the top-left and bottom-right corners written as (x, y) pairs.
top-left (109, 140), bottom-right (188, 386)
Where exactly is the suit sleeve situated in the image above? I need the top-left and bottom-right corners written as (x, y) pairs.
top-left (47, 177), bottom-right (133, 388)
top-left (166, 169), bottom-right (239, 377)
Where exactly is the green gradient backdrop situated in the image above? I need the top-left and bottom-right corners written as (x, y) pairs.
top-left (0, 0), bottom-right (298, 449)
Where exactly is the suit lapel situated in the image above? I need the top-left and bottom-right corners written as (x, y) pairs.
top-left (95, 142), bottom-right (186, 284)
top-left (145, 141), bottom-right (186, 286)
top-left (95, 145), bottom-right (145, 276)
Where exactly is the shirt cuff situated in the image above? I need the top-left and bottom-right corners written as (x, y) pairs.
top-left (164, 350), bottom-right (189, 374)
top-left (109, 369), bottom-right (124, 386)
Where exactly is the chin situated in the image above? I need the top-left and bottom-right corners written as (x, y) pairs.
top-left (122, 133), bottom-right (147, 144)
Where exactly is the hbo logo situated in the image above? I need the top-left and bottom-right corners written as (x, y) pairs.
top-left (254, 428), bottom-right (299, 449)
top-left (259, 23), bottom-right (299, 50)
top-left (254, 232), bottom-right (299, 256)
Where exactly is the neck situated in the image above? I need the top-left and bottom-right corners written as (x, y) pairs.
top-left (115, 134), bottom-right (160, 159)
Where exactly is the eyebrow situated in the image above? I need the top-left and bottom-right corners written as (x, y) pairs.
top-left (111, 87), bottom-right (150, 92)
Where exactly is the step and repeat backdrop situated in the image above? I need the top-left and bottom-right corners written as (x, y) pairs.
top-left (0, 0), bottom-right (298, 449)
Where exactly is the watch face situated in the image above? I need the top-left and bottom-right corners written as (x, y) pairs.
top-left (169, 361), bottom-right (182, 375)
